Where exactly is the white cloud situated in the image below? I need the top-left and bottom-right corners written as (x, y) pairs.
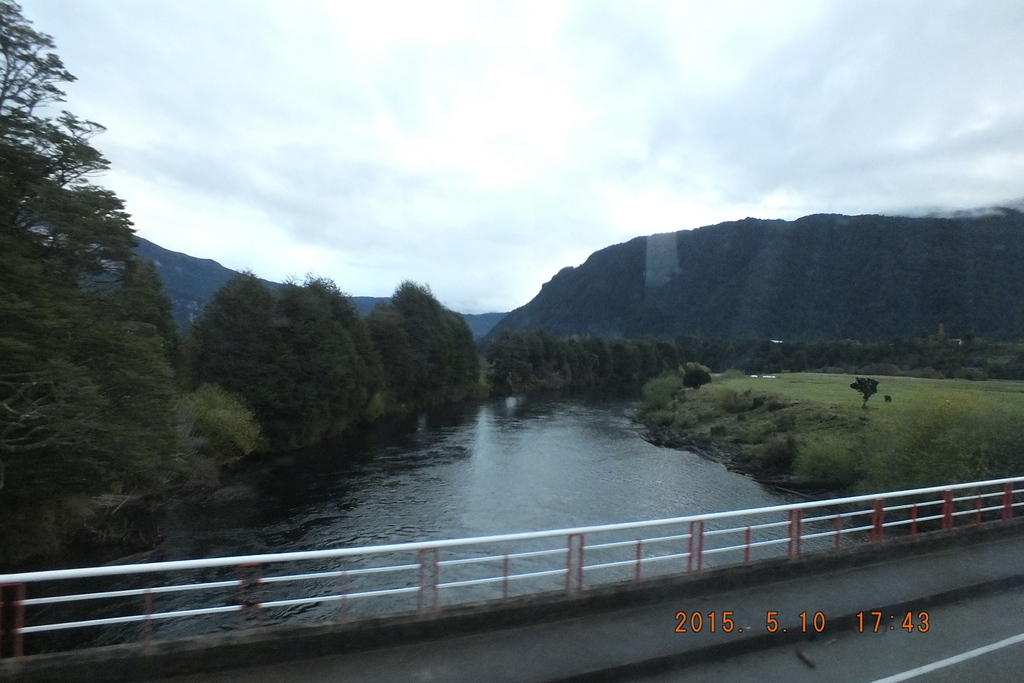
top-left (19, 0), bottom-right (1024, 312)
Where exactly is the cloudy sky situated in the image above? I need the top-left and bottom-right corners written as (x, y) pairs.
top-left (19, 0), bottom-right (1024, 313)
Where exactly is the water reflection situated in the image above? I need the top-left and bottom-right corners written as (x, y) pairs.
top-left (155, 394), bottom-right (792, 562)
top-left (40, 395), bottom-right (803, 651)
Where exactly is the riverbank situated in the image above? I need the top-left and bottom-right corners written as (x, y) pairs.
top-left (639, 372), bottom-right (1024, 494)
top-left (8, 395), bottom-right (794, 577)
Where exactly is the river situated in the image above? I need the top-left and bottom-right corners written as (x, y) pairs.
top-left (154, 394), bottom-right (793, 562)
top-left (45, 394), bottom-right (798, 651)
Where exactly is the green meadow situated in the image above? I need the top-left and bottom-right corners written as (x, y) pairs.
top-left (642, 372), bottom-right (1024, 492)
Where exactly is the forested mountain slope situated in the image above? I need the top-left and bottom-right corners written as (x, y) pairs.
top-left (490, 210), bottom-right (1024, 341)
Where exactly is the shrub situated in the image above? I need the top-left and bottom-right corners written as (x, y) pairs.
top-left (750, 436), bottom-right (797, 472)
top-left (648, 409), bottom-right (674, 427)
top-left (909, 367), bottom-right (945, 379)
top-left (682, 362), bottom-right (712, 390)
top-left (179, 384), bottom-right (262, 464)
top-left (859, 363), bottom-right (902, 376)
top-left (772, 413), bottom-right (796, 431)
top-left (794, 439), bottom-right (859, 487)
top-left (858, 392), bottom-right (1024, 490)
top-left (715, 388), bottom-right (760, 413)
top-left (642, 374), bottom-right (684, 412)
top-left (953, 367), bottom-right (987, 381)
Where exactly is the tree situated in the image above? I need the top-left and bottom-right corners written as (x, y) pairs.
top-left (193, 274), bottom-right (382, 448)
top-left (372, 281), bottom-right (478, 406)
top-left (192, 272), bottom-right (281, 426)
top-left (682, 362), bottom-right (712, 390)
top-left (1, 1), bottom-right (182, 559)
top-left (484, 329), bottom-right (533, 392)
top-left (178, 384), bottom-right (261, 465)
top-left (850, 377), bottom-right (879, 408)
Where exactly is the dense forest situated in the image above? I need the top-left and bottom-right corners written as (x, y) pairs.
top-left (491, 210), bottom-right (1024, 342)
top-left (482, 327), bottom-right (1024, 391)
top-left (0, 1), bottom-right (185, 561)
top-left (190, 275), bottom-right (484, 450)
top-left (638, 331), bottom-right (1024, 381)
top-left (0, 3), bottom-right (487, 564)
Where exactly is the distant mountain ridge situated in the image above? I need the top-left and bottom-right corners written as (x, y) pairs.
top-left (489, 209), bottom-right (1024, 342)
top-left (131, 238), bottom-right (506, 338)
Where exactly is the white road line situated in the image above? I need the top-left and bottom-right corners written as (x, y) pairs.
top-left (869, 631), bottom-right (1024, 683)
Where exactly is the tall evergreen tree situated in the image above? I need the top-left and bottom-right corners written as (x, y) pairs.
top-left (369, 281), bottom-right (478, 406)
top-left (193, 274), bottom-right (383, 447)
top-left (0, 0), bottom-right (182, 554)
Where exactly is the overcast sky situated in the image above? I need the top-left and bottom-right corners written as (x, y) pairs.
top-left (19, 0), bottom-right (1024, 313)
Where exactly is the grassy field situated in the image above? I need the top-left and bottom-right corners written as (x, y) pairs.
top-left (642, 372), bottom-right (1024, 492)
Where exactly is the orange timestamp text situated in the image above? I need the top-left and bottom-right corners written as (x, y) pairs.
top-left (857, 611), bottom-right (930, 632)
top-left (673, 610), bottom-right (931, 634)
top-left (674, 611), bottom-right (828, 634)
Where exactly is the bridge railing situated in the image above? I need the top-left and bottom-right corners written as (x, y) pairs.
top-left (2, 475), bottom-right (1023, 657)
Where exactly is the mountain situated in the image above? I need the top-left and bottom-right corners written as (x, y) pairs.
top-left (130, 237), bottom-right (278, 329)
top-left (459, 312), bottom-right (508, 340)
top-left (489, 209), bottom-right (1024, 342)
top-left (131, 238), bottom-right (506, 338)
top-left (351, 296), bottom-right (392, 316)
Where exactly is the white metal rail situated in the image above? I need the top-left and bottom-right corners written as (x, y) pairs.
top-left (1, 476), bottom-right (1023, 658)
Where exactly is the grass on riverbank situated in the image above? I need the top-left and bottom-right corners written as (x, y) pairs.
top-left (642, 372), bottom-right (1024, 492)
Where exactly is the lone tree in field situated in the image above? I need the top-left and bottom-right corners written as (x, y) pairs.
top-left (682, 362), bottom-right (712, 390)
top-left (850, 377), bottom-right (879, 408)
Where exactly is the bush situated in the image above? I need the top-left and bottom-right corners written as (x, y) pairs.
top-left (750, 436), bottom-right (797, 472)
top-left (714, 388), bottom-right (763, 413)
top-left (794, 439), bottom-right (859, 487)
top-left (682, 362), bottom-right (712, 390)
top-left (953, 367), bottom-right (987, 381)
top-left (647, 409), bottom-right (674, 426)
top-left (858, 392), bottom-right (1024, 491)
top-left (642, 374), bottom-right (684, 412)
top-left (859, 363), bottom-right (902, 376)
top-left (179, 384), bottom-right (262, 464)
top-left (908, 367), bottom-right (945, 379)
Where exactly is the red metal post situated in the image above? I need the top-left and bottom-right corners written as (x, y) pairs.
top-left (911, 503), bottom-right (918, 535)
top-left (12, 584), bottom-right (24, 659)
top-left (338, 570), bottom-right (350, 621)
top-left (942, 491), bottom-right (954, 530)
top-left (503, 554), bottom-right (510, 600)
top-left (696, 521), bottom-right (705, 571)
top-left (142, 587), bottom-right (153, 644)
top-left (0, 583), bottom-right (26, 659)
top-left (687, 521), bottom-right (705, 571)
top-left (1004, 483), bottom-right (1014, 520)
top-left (417, 548), bottom-right (440, 613)
top-left (237, 563), bottom-right (263, 629)
top-left (834, 513), bottom-right (843, 549)
top-left (788, 509), bottom-right (803, 557)
top-left (744, 526), bottom-right (752, 563)
top-left (871, 499), bottom-right (884, 542)
top-left (565, 533), bottom-right (585, 593)
top-left (634, 540), bottom-right (643, 583)
top-left (975, 494), bottom-right (983, 525)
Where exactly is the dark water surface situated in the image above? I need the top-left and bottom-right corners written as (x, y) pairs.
top-left (155, 394), bottom-right (792, 561)
top-left (32, 395), bottom-right (802, 652)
